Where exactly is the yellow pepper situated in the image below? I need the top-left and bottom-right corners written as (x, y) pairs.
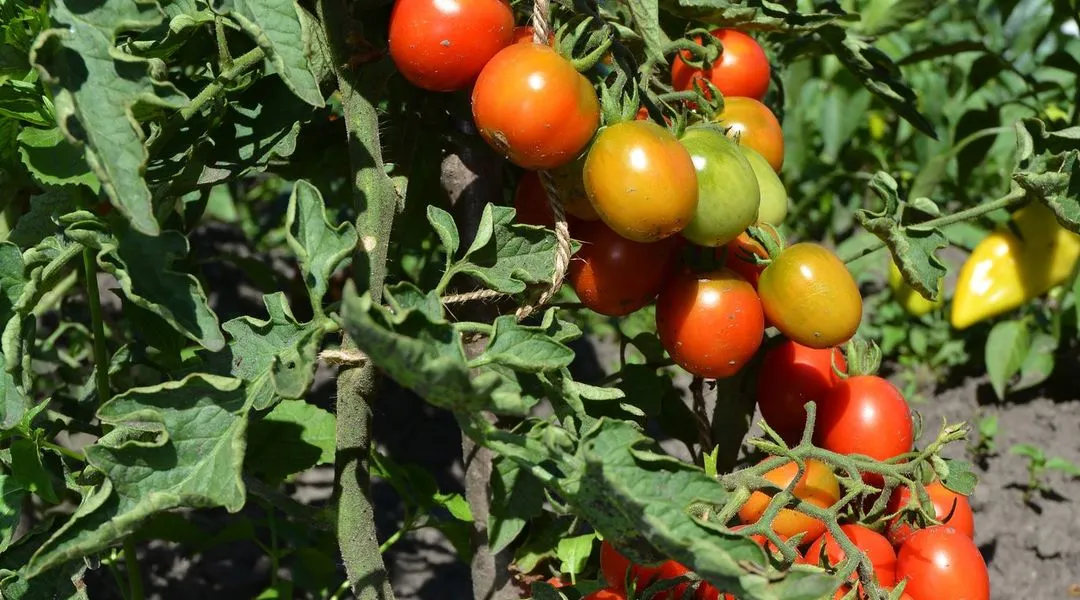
top-left (951, 203), bottom-right (1080, 329)
top-left (889, 259), bottom-right (944, 317)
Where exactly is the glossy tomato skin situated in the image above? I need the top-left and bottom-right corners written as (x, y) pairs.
top-left (737, 458), bottom-right (841, 544)
top-left (473, 43), bottom-right (600, 169)
top-left (671, 29), bottom-right (771, 101)
top-left (895, 526), bottom-right (989, 600)
top-left (715, 97), bottom-right (784, 173)
top-left (758, 243), bottom-right (862, 349)
top-left (584, 121), bottom-right (699, 242)
top-left (652, 561), bottom-right (692, 600)
top-left (805, 524), bottom-right (897, 587)
top-left (756, 341), bottom-right (846, 445)
top-left (569, 220), bottom-right (681, 316)
top-left (656, 268), bottom-right (764, 379)
top-left (549, 157), bottom-right (600, 220)
top-left (815, 376), bottom-right (913, 476)
top-left (740, 145), bottom-right (787, 225)
top-left (388, 0), bottom-right (514, 91)
top-left (679, 125), bottom-right (760, 247)
top-left (886, 481), bottom-right (975, 546)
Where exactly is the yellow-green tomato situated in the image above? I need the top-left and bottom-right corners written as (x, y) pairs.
top-left (740, 145), bottom-right (787, 225)
top-left (678, 125), bottom-right (760, 247)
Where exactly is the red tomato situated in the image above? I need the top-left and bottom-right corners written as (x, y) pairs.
top-left (886, 481), bottom-right (975, 546)
top-left (737, 458), bottom-right (841, 544)
top-left (757, 242), bottom-right (862, 349)
top-left (805, 524), bottom-right (897, 587)
top-left (600, 541), bottom-right (660, 594)
top-left (814, 376), bottom-right (914, 483)
top-left (698, 527), bottom-right (806, 600)
top-left (655, 268), bottom-right (764, 379)
top-left (895, 526), bottom-right (989, 600)
top-left (651, 561), bottom-right (692, 600)
top-left (671, 29), bottom-right (771, 101)
top-left (569, 220), bottom-right (681, 316)
top-left (388, 0), bottom-right (514, 92)
top-left (583, 589), bottom-right (627, 600)
top-left (756, 340), bottom-right (846, 445)
top-left (472, 43), bottom-right (600, 169)
top-left (714, 97), bottom-right (784, 172)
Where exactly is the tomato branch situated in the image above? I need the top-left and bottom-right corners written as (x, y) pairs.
top-left (317, 0), bottom-right (398, 597)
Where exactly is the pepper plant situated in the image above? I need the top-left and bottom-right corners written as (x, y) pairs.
top-left (0, 0), bottom-right (1078, 598)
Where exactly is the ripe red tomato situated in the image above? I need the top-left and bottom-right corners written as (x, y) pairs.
top-left (757, 243), bottom-right (862, 349)
top-left (756, 340), bottom-right (846, 445)
top-left (472, 43), bottom-right (600, 170)
top-left (737, 458), bottom-right (841, 544)
top-left (886, 481), bottom-right (975, 546)
top-left (805, 524), bottom-right (897, 587)
top-left (388, 0), bottom-right (514, 92)
top-left (895, 526), bottom-right (989, 600)
top-left (671, 29), bottom-right (771, 101)
top-left (651, 561), bottom-right (692, 600)
top-left (655, 268), bottom-right (764, 379)
top-left (569, 220), bottom-right (681, 316)
top-left (600, 541), bottom-right (660, 594)
top-left (814, 375), bottom-right (913, 479)
top-left (583, 589), bottom-right (626, 600)
top-left (584, 120), bottom-right (699, 242)
top-left (714, 97), bottom-right (784, 172)
top-left (699, 526), bottom-right (807, 600)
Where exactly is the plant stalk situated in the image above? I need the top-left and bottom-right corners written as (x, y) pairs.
top-left (316, 0), bottom-right (398, 597)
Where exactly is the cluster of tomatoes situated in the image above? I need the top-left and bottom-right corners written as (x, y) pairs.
top-left (387, 1), bottom-right (988, 598)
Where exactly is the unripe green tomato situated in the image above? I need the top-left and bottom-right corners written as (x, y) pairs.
top-left (740, 145), bottom-right (788, 225)
top-left (678, 126), bottom-right (760, 247)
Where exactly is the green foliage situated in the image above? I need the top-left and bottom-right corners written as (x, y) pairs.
top-left (0, 0), bottom-right (1075, 597)
top-left (1010, 442), bottom-right (1080, 503)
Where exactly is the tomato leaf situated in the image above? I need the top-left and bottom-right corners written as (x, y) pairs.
top-left (246, 399), bottom-right (335, 482)
top-left (17, 127), bottom-right (98, 192)
top-left (0, 80), bottom-right (50, 126)
top-left (94, 226), bottom-right (225, 352)
top-left (940, 459), bottom-right (978, 496)
top-left (0, 474), bottom-right (24, 554)
top-left (624, 0), bottom-right (669, 64)
top-left (213, 293), bottom-right (324, 411)
top-left (30, 0), bottom-right (188, 235)
top-left (8, 190), bottom-right (76, 248)
top-left (468, 315), bottom-right (574, 374)
top-left (489, 455), bottom-right (545, 554)
top-left (1013, 331), bottom-right (1056, 393)
top-left (216, 0), bottom-right (325, 108)
top-left (9, 438), bottom-right (56, 504)
top-left (855, 171), bottom-right (948, 300)
top-left (449, 204), bottom-right (561, 295)
top-left (26, 374), bottom-right (249, 578)
top-left (1012, 118), bottom-right (1080, 233)
top-left (285, 180), bottom-right (357, 317)
top-left (984, 319), bottom-right (1030, 400)
top-left (557, 533), bottom-right (597, 577)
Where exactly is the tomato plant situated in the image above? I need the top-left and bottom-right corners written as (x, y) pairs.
top-left (655, 268), bottom-right (764, 379)
top-left (758, 243), bottom-right (863, 349)
top-left (895, 527), bottom-right (990, 600)
top-left (472, 43), bottom-right (600, 169)
top-left (584, 120), bottom-right (698, 242)
top-left (17, 0), bottom-right (1080, 596)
